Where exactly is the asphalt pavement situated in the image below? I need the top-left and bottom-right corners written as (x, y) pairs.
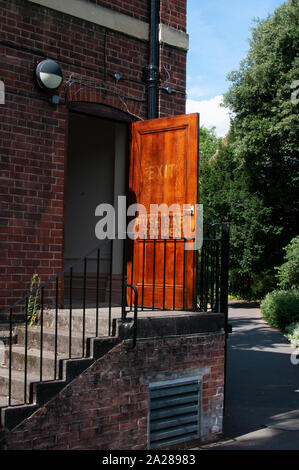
top-left (205, 300), bottom-right (299, 450)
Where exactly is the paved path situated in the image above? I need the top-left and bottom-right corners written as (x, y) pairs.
top-left (207, 301), bottom-right (299, 450)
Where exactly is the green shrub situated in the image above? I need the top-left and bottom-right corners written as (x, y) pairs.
top-left (284, 322), bottom-right (299, 348)
top-left (276, 236), bottom-right (299, 290)
top-left (261, 289), bottom-right (299, 331)
top-left (229, 269), bottom-right (277, 301)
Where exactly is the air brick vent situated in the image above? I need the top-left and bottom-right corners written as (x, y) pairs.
top-left (149, 377), bottom-right (201, 449)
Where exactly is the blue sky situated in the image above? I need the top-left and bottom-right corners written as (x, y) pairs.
top-left (186, 0), bottom-right (287, 136)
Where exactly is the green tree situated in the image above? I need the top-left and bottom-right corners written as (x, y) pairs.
top-left (223, 0), bottom-right (299, 257)
top-left (199, 133), bottom-right (278, 299)
top-left (199, 126), bottom-right (220, 161)
top-left (200, 0), bottom-right (299, 299)
top-left (198, 126), bottom-right (222, 220)
top-left (276, 236), bottom-right (299, 289)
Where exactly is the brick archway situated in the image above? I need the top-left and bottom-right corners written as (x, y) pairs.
top-left (65, 80), bottom-right (146, 122)
top-left (67, 101), bottom-right (137, 123)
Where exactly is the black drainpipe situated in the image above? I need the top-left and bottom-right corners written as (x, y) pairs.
top-left (147, 0), bottom-right (160, 119)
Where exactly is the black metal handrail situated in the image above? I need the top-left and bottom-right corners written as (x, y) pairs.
top-left (0, 223), bottom-right (229, 411)
top-left (126, 222), bottom-right (229, 315)
top-left (0, 236), bottom-right (117, 318)
top-left (0, 224), bottom-right (228, 319)
top-left (123, 284), bottom-right (139, 349)
top-left (0, 234), bottom-right (125, 409)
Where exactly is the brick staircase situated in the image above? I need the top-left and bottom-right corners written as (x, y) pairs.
top-left (0, 308), bottom-right (125, 431)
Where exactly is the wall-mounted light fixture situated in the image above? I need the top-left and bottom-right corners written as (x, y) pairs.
top-left (35, 59), bottom-right (63, 103)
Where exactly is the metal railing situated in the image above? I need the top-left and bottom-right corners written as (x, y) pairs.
top-left (0, 236), bottom-right (126, 409)
top-left (198, 222), bottom-right (226, 313)
top-left (0, 223), bottom-right (229, 410)
top-left (126, 237), bottom-right (197, 312)
top-left (125, 222), bottom-right (230, 315)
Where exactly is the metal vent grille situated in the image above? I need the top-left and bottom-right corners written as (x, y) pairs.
top-left (149, 377), bottom-right (201, 449)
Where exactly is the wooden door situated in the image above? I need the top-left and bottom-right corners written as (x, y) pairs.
top-left (127, 113), bottom-right (199, 310)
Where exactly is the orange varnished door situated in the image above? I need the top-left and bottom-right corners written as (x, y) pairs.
top-left (127, 113), bottom-right (199, 310)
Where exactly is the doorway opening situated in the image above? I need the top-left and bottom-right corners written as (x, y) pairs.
top-left (64, 112), bottom-right (128, 306)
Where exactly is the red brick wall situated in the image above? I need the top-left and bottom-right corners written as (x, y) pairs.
top-left (88, 0), bottom-right (187, 31)
top-left (159, 47), bottom-right (186, 117)
top-left (89, 0), bottom-right (150, 23)
top-left (2, 332), bottom-right (225, 450)
top-left (0, 0), bottom-right (186, 311)
top-left (160, 0), bottom-right (186, 31)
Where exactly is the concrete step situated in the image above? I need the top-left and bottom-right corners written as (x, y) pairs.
top-left (0, 335), bottom-right (121, 430)
top-left (14, 326), bottom-right (94, 357)
top-left (0, 367), bottom-right (39, 403)
top-left (0, 355), bottom-right (93, 407)
top-left (39, 307), bottom-right (122, 335)
top-left (1, 403), bottom-right (39, 431)
top-left (0, 355), bottom-right (92, 405)
top-left (0, 396), bottom-right (22, 408)
top-left (0, 326), bottom-right (18, 347)
top-left (3, 346), bottom-right (65, 380)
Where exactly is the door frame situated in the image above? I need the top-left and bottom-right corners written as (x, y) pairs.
top-left (62, 102), bottom-right (136, 305)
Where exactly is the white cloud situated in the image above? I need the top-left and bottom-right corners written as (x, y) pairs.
top-left (186, 95), bottom-right (231, 137)
top-left (187, 86), bottom-right (213, 100)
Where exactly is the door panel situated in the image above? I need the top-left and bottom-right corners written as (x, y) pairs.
top-left (128, 113), bottom-right (199, 310)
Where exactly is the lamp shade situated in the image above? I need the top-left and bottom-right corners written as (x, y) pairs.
top-left (35, 59), bottom-right (63, 91)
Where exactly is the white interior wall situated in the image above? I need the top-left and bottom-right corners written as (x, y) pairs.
top-left (112, 122), bottom-right (127, 273)
top-left (65, 113), bottom-right (127, 274)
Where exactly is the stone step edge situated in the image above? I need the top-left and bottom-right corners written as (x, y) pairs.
top-left (0, 335), bottom-right (121, 432)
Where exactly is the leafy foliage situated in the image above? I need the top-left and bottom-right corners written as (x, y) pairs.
top-left (276, 236), bottom-right (299, 289)
top-left (285, 321), bottom-right (299, 347)
top-left (261, 289), bottom-right (299, 330)
top-left (199, 0), bottom-right (299, 299)
top-left (28, 273), bottom-right (41, 326)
